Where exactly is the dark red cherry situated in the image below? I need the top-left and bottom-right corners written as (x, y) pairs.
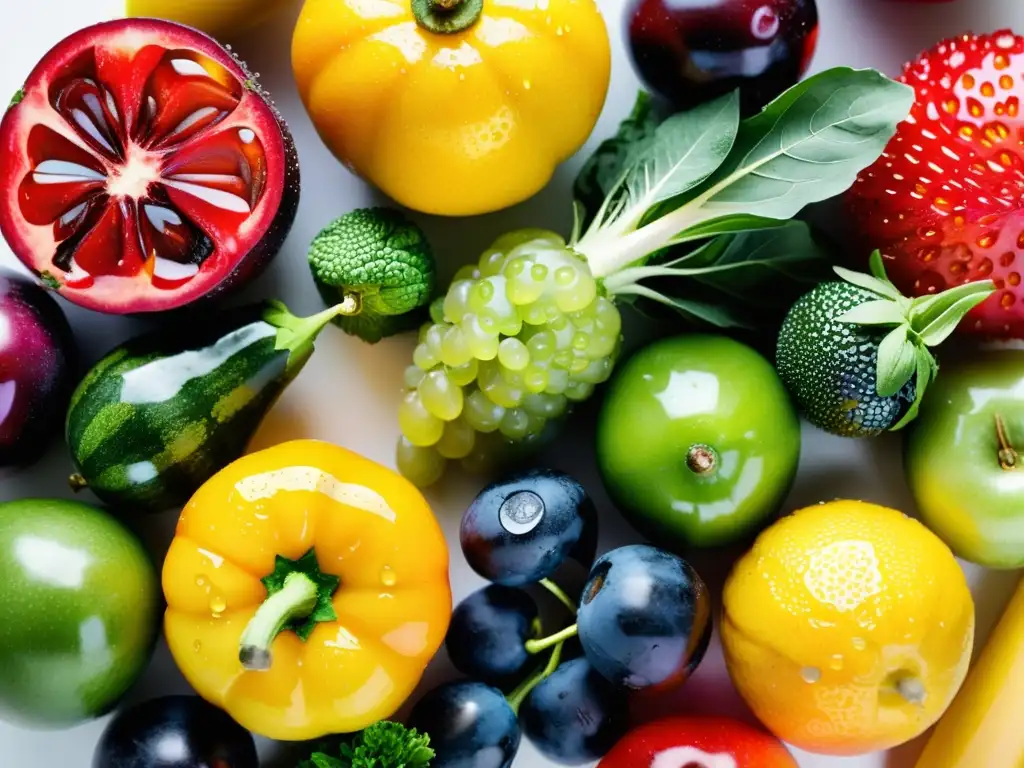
top-left (626, 0), bottom-right (819, 116)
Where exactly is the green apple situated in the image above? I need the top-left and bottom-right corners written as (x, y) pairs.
top-left (596, 334), bottom-right (801, 550)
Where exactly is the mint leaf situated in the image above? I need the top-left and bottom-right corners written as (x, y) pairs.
top-left (675, 68), bottom-right (914, 236)
top-left (574, 91), bottom-right (660, 228)
top-left (876, 325), bottom-right (917, 398)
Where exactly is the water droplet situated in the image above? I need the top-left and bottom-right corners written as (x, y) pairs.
top-left (522, 79), bottom-right (531, 90)
top-left (852, 637), bottom-right (867, 651)
top-left (193, 640), bottom-right (202, 653)
top-left (380, 566), bottom-right (397, 587)
top-left (195, 575), bottom-right (207, 587)
top-left (829, 655), bottom-right (845, 671)
top-left (801, 666), bottom-right (821, 684)
top-left (210, 595), bottom-right (227, 616)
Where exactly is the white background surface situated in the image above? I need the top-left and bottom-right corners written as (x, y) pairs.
top-left (1, 0), bottom-right (1023, 766)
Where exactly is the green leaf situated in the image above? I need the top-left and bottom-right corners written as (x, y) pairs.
top-left (875, 325), bottom-right (917, 398)
top-left (836, 299), bottom-right (905, 326)
top-left (675, 68), bottom-right (914, 234)
top-left (833, 265), bottom-right (902, 300)
top-left (666, 213), bottom-right (791, 244)
top-left (8, 88), bottom-right (24, 109)
top-left (614, 284), bottom-right (755, 329)
top-left (909, 279), bottom-right (996, 341)
top-left (868, 249), bottom-right (888, 280)
top-left (890, 346), bottom-right (936, 431)
top-left (573, 91), bottom-right (660, 226)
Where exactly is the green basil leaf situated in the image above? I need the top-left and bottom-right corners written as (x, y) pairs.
top-left (875, 325), bottom-right (917, 398)
top-left (836, 299), bottom-right (905, 326)
top-left (668, 68), bottom-right (914, 233)
top-left (573, 91), bottom-right (660, 227)
top-left (833, 265), bottom-right (903, 300)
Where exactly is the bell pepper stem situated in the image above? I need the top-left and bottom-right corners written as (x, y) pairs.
top-left (995, 414), bottom-right (1018, 471)
top-left (411, 0), bottom-right (483, 33)
top-left (538, 578), bottom-right (577, 615)
top-left (239, 572), bottom-right (319, 671)
top-left (525, 624), bottom-right (578, 654)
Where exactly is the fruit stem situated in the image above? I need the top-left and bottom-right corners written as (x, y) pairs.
top-left (686, 444), bottom-right (718, 475)
top-left (995, 414), bottom-right (1018, 471)
top-left (411, 0), bottom-right (483, 33)
top-left (68, 473), bottom-right (88, 492)
top-left (539, 578), bottom-right (577, 615)
top-left (239, 572), bottom-right (318, 671)
top-left (264, 299), bottom-right (350, 377)
top-left (338, 292), bottom-right (361, 316)
top-left (525, 624), bottom-right (578, 654)
top-left (896, 676), bottom-right (926, 705)
top-left (506, 639), bottom-right (564, 714)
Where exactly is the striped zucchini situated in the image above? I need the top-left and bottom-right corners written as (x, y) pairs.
top-left (66, 300), bottom-right (342, 514)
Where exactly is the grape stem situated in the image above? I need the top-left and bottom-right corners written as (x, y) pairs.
top-left (539, 578), bottom-right (577, 615)
top-left (506, 639), bottom-right (565, 714)
top-left (525, 624), bottom-right (578, 654)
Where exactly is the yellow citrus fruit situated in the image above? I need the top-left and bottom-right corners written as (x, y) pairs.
top-left (721, 500), bottom-right (974, 756)
top-left (125, 0), bottom-right (293, 38)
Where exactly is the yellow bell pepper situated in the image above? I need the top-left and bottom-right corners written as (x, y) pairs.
top-left (291, 0), bottom-right (611, 216)
top-left (162, 439), bottom-right (452, 741)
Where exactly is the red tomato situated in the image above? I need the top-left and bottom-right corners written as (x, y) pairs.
top-left (599, 716), bottom-right (797, 768)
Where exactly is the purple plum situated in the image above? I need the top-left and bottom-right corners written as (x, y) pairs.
top-left (0, 274), bottom-right (76, 467)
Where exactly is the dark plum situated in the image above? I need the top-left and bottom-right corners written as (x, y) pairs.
top-left (408, 681), bottom-right (520, 768)
top-left (578, 544), bottom-right (712, 689)
top-left (460, 468), bottom-right (597, 587)
top-left (627, 0), bottom-right (819, 116)
top-left (0, 274), bottom-right (75, 468)
top-left (91, 695), bottom-right (257, 768)
top-left (445, 585), bottom-right (540, 690)
top-left (520, 657), bottom-right (629, 765)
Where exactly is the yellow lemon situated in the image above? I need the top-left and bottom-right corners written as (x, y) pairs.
top-left (721, 501), bottom-right (974, 756)
top-left (126, 0), bottom-right (293, 38)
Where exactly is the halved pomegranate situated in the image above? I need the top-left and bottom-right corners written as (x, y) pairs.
top-left (0, 19), bottom-right (298, 314)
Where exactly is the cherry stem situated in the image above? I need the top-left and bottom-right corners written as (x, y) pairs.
top-left (995, 414), bottom-right (1018, 471)
top-left (506, 639), bottom-right (564, 714)
top-left (539, 578), bottom-right (577, 615)
top-left (525, 624), bottom-right (578, 654)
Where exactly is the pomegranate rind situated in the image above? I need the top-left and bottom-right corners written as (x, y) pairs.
top-left (0, 18), bottom-right (299, 314)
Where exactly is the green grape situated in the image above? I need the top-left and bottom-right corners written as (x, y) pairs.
top-left (420, 370), bottom-right (463, 421)
top-left (547, 368), bottom-right (570, 394)
top-left (454, 264), bottom-right (481, 281)
top-left (462, 315), bottom-right (500, 360)
top-left (575, 357), bottom-right (613, 384)
top-left (404, 365), bottom-right (425, 389)
top-left (399, 390), bottom-right (444, 446)
top-left (565, 381), bottom-right (594, 402)
top-left (396, 438), bottom-right (446, 487)
top-left (526, 330), bottom-right (555, 361)
top-left (523, 392), bottom-right (567, 419)
top-left (523, 366), bottom-right (548, 393)
top-left (464, 388), bottom-right (504, 433)
top-left (413, 343), bottom-right (439, 371)
top-left (436, 417), bottom-right (476, 459)
top-left (444, 280), bottom-right (475, 323)
top-left (499, 408), bottom-right (529, 440)
top-left (441, 325), bottom-right (473, 367)
top-left (498, 337), bottom-right (530, 371)
top-left (448, 359), bottom-right (479, 386)
top-left (429, 297), bottom-right (446, 324)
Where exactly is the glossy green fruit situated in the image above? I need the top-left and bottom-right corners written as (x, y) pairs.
top-left (597, 335), bottom-right (801, 550)
top-left (66, 300), bottom-right (340, 514)
top-left (905, 348), bottom-right (1024, 568)
top-left (0, 498), bottom-right (159, 727)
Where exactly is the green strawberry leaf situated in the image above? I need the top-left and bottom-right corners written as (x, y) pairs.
top-left (834, 265), bottom-right (903, 301)
top-left (909, 279), bottom-right (996, 341)
top-left (876, 324), bottom-right (917, 398)
top-left (836, 299), bottom-right (905, 326)
top-left (890, 346), bottom-right (937, 431)
top-left (868, 249), bottom-right (890, 281)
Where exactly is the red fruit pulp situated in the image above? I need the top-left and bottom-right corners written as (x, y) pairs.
top-left (847, 30), bottom-right (1024, 338)
top-left (0, 274), bottom-right (76, 467)
top-left (0, 19), bottom-right (298, 314)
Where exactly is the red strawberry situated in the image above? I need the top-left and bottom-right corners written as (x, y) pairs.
top-left (846, 30), bottom-right (1024, 338)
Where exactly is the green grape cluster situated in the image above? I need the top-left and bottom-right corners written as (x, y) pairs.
top-left (396, 230), bottom-right (623, 486)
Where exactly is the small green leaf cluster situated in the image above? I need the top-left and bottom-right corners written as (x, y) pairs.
top-left (298, 721), bottom-right (434, 768)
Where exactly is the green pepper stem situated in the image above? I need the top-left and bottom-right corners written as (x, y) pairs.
top-left (239, 572), bottom-right (319, 671)
top-left (538, 578), bottom-right (577, 615)
top-left (411, 0), bottom-right (483, 33)
top-left (507, 639), bottom-right (564, 714)
top-left (525, 624), bottom-right (578, 654)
